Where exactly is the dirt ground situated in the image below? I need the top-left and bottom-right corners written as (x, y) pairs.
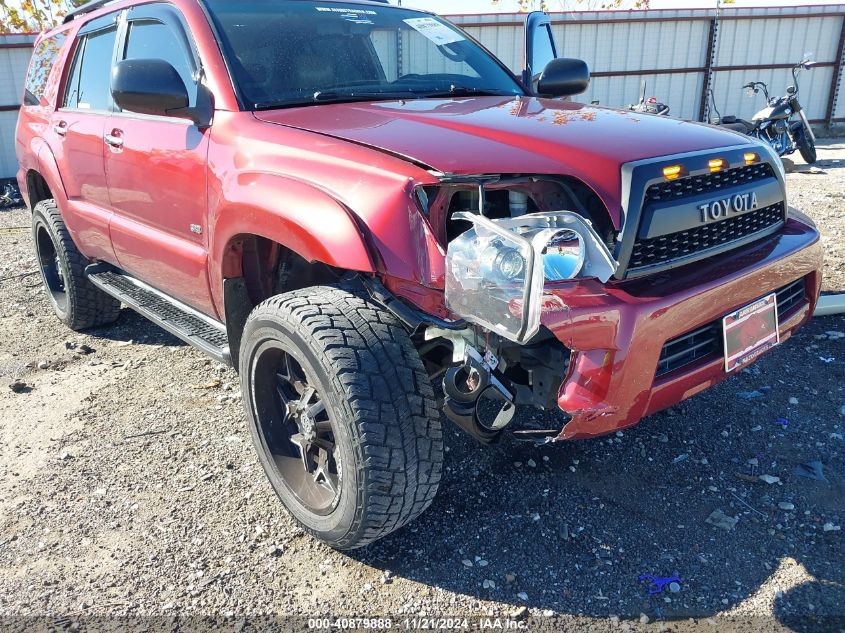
top-left (0, 140), bottom-right (843, 633)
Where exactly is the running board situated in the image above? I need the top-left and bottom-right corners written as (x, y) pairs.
top-left (86, 267), bottom-right (231, 365)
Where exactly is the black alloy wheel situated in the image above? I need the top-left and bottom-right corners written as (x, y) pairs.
top-left (252, 341), bottom-right (341, 515)
top-left (31, 200), bottom-right (121, 330)
top-left (35, 222), bottom-right (68, 314)
top-left (240, 285), bottom-right (443, 550)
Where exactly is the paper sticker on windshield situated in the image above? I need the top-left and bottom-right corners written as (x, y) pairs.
top-left (404, 17), bottom-right (465, 46)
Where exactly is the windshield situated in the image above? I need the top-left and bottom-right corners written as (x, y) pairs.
top-left (203, 0), bottom-right (524, 109)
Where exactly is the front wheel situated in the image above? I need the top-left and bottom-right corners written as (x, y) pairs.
top-left (240, 285), bottom-right (443, 550)
top-left (796, 124), bottom-right (817, 164)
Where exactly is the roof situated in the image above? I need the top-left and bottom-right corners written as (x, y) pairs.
top-left (64, 0), bottom-right (395, 24)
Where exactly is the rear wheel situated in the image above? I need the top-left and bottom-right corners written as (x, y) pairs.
top-left (240, 285), bottom-right (443, 550)
top-left (796, 124), bottom-right (817, 164)
top-left (32, 200), bottom-right (121, 331)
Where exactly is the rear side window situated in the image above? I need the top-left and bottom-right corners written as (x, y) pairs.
top-left (24, 33), bottom-right (68, 106)
top-left (123, 20), bottom-right (198, 106)
top-left (63, 27), bottom-right (118, 111)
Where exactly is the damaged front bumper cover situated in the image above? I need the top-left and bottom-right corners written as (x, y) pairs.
top-left (546, 212), bottom-right (822, 440)
top-left (439, 209), bottom-right (821, 442)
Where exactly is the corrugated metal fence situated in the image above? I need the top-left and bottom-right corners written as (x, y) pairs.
top-left (2, 5), bottom-right (845, 178)
top-left (0, 33), bottom-right (36, 181)
top-left (451, 4), bottom-right (845, 126)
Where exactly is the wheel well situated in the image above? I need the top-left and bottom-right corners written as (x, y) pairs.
top-left (26, 171), bottom-right (52, 209)
top-left (222, 235), bottom-right (341, 371)
top-left (224, 235), bottom-right (340, 304)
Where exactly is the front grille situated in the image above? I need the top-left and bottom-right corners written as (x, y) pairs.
top-left (775, 278), bottom-right (807, 318)
top-left (629, 203), bottom-right (785, 270)
top-left (655, 278), bottom-right (808, 378)
top-left (646, 163), bottom-right (775, 202)
top-left (656, 322), bottom-right (722, 377)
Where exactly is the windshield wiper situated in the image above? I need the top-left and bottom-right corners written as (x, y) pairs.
top-left (254, 86), bottom-right (514, 111)
top-left (419, 85), bottom-right (514, 98)
top-left (255, 91), bottom-right (414, 111)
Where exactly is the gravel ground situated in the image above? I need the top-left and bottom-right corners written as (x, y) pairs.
top-left (0, 140), bottom-right (843, 632)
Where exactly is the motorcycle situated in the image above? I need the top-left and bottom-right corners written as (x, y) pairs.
top-left (710, 58), bottom-right (819, 164)
top-left (627, 80), bottom-right (670, 116)
top-left (588, 81), bottom-right (670, 115)
top-left (0, 182), bottom-right (23, 209)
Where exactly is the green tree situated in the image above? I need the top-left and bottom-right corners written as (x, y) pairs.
top-left (0, 0), bottom-right (86, 33)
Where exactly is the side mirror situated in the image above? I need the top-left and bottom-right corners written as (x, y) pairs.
top-left (112, 59), bottom-right (212, 126)
top-left (536, 58), bottom-right (590, 97)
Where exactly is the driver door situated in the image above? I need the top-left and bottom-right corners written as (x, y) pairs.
top-left (104, 3), bottom-right (215, 315)
top-left (524, 12), bottom-right (559, 92)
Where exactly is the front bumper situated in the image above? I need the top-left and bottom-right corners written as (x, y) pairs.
top-left (540, 210), bottom-right (822, 440)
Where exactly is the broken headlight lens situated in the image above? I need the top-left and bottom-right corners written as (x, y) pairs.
top-left (445, 216), bottom-right (538, 342)
top-left (446, 212), bottom-right (617, 343)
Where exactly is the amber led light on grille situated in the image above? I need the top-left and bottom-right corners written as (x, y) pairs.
top-left (744, 152), bottom-right (759, 165)
top-left (662, 165), bottom-right (683, 180)
top-left (708, 158), bottom-right (727, 172)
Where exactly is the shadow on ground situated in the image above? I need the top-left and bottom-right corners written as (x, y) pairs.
top-left (347, 317), bottom-right (844, 628)
top-left (85, 309), bottom-right (187, 348)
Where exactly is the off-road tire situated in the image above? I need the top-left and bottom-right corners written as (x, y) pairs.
top-left (797, 124), bottom-right (817, 164)
top-left (240, 285), bottom-right (443, 550)
top-left (32, 200), bottom-right (121, 330)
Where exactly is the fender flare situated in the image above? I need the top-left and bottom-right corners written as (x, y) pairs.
top-left (30, 137), bottom-right (70, 210)
top-left (209, 171), bottom-right (377, 311)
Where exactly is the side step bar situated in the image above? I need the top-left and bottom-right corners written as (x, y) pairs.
top-left (86, 266), bottom-right (231, 365)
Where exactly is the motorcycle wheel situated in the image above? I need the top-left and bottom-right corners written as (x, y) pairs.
top-left (796, 124), bottom-right (817, 164)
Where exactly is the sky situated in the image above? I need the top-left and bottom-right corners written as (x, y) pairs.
top-left (401, 0), bottom-right (845, 14)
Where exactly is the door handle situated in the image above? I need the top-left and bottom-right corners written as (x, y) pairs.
top-left (104, 130), bottom-right (124, 148)
top-left (53, 121), bottom-right (68, 136)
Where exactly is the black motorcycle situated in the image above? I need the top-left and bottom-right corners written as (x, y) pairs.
top-left (711, 58), bottom-right (819, 164)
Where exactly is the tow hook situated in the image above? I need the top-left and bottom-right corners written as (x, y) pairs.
top-left (442, 346), bottom-right (516, 444)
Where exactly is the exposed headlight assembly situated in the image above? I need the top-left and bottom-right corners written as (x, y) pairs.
top-left (445, 211), bottom-right (618, 344)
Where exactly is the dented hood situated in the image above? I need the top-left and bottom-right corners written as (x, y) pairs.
top-left (254, 96), bottom-right (749, 227)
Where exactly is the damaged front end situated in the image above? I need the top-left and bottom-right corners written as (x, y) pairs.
top-left (436, 206), bottom-right (618, 443)
top-left (408, 147), bottom-right (820, 446)
top-left (445, 210), bottom-right (618, 343)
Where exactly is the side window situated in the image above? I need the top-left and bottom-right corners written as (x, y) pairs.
top-left (25, 33), bottom-right (68, 106)
top-left (64, 27), bottom-right (118, 111)
top-left (123, 20), bottom-right (197, 106)
top-left (531, 25), bottom-right (556, 81)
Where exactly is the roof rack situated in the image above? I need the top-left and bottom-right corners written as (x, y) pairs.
top-left (62, 0), bottom-right (395, 23)
top-left (62, 0), bottom-right (119, 24)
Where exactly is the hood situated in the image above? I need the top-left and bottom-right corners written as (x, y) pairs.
top-left (254, 96), bottom-right (750, 227)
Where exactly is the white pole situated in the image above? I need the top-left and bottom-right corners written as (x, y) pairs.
top-left (815, 295), bottom-right (845, 318)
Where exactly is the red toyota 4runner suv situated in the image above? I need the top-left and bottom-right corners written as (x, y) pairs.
top-left (17, 0), bottom-right (823, 549)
